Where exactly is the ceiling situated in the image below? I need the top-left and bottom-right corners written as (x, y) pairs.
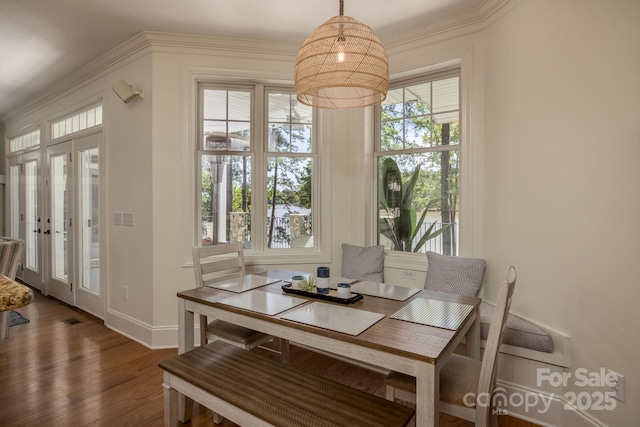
top-left (0, 0), bottom-right (483, 120)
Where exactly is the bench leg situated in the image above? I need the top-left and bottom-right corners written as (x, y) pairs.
top-left (276, 338), bottom-right (290, 364)
top-left (0, 311), bottom-right (9, 341)
top-left (178, 393), bottom-right (194, 423)
top-left (199, 314), bottom-right (208, 346)
top-left (163, 377), bottom-right (180, 427)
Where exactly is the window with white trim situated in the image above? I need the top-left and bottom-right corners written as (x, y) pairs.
top-left (376, 71), bottom-right (460, 255)
top-left (51, 103), bottom-right (103, 140)
top-left (9, 129), bottom-right (40, 153)
top-left (197, 84), bottom-right (316, 252)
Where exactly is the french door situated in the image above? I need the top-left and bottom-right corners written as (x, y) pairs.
top-left (74, 135), bottom-right (103, 316)
top-left (46, 141), bottom-right (73, 305)
top-left (11, 150), bottom-right (43, 289)
top-left (44, 132), bottom-right (104, 317)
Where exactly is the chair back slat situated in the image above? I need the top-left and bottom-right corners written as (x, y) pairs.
top-left (192, 242), bottom-right (245, 288)
top-left (200, 257), bottom-right (242, 276)
top-left (475, 265), bottom-right (517, 425)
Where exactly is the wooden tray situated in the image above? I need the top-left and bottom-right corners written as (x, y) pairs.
top-left (281, 284), bottom-right (363, 304)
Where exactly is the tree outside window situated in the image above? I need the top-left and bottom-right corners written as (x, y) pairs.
top-left (266, 92), bottom-right (314, 249)
top-left (377, 75), bottom-right (460, 255)
top-left (198, 87), bottom-right (316, 251)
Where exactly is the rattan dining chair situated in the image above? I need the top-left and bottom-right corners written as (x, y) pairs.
top-left (192, 243), bottom-right (289, 362)
top-left (385, 265), bottom-right (517, 427)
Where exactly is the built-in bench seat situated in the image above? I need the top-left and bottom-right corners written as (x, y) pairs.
top-left (159, 340), bottom-right (414, 427)
top-left (480, 301), bottom-right (553, 353)
top-left (478, 301), bottom-right (571, 368)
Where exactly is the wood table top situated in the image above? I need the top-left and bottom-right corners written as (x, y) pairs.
top-left (178, 269), bottom-right (480, 364)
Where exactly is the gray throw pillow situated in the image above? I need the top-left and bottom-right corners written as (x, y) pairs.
top-left (424, 251), bottom-right (486, 296)
top-left (341, 243), bottom-right (384, 282)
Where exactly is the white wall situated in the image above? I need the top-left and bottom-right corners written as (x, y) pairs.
top-left (483, 0), bottom-right (640, 424)
top-left (4, 1), bottom-right (639, 423)
top-left (146, 35), bottom-right (339, 343)
top-left (105, 52), bottom-right (155, 338)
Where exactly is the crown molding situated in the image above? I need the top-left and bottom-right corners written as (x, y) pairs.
top-left (383, 0), bottom-right (519, 49)
top-left (144, 31), bottom-right (298, 57)
top-left (1, 32), bottom-right (153, 124)
top-left (2, 0), bottom-right (519, 124)
top-left (1, 31), bottom-right (301, 124)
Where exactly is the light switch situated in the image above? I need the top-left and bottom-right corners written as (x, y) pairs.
top-left (123, 212), bottom-right (134, 227)
top-left (113, 212), bottom-right (123, 226)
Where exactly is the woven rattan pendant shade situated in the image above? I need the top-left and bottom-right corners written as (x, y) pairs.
top-left (295, 13), bottom-right (389, 109)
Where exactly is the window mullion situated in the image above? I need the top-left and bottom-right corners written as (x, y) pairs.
top-left (252, 84), bottom-right (266, 252)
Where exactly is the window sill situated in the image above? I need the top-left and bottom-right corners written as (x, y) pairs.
top-left (244, 250), bottom-right (331, 266)
top-left (382, 251), bottom-right (429, 272)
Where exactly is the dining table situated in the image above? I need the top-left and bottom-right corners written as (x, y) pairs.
top-left (176, 269), bottom-right (481, 427)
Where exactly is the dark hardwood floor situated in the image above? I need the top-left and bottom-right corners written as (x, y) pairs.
top-left (0, 289), bottom-right (540, 427)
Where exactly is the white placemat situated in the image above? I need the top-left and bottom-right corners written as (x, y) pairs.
top-left (207, 274), bottom-right (281, 293)
top-left (350, 281), bottom-right (420, 301)
top-left (280, 302), bottom-right (385, 336)
top-left (217, 291), bottom-right (307, 316)
top-left (390, 297), bottom-right (474, 330)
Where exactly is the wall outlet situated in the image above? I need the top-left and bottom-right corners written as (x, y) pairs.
top-left (402, 270), bottom-right (416, 280)
top-left (254, 265), bottom-right (267, 273)
top-left (606, 370), bottom-right (625, 402)
top-left (122, 285), bottom-right (128, 300)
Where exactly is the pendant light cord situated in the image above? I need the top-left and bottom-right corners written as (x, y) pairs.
top-left (339, 0), bottom-right (344, 16)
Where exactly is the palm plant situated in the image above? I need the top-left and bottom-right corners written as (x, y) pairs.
top-left (379, 157), bottom-right (448, 252)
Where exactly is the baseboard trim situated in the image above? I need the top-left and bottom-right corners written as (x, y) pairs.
top-left (106, 311), bottom-right (202, 349)
top-left (497, 380), bottom-right (607, 427)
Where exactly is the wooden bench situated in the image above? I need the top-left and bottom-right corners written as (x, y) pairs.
top-left (159, 341), bottom-right (414, 427)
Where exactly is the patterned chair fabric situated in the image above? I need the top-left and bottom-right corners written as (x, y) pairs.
top-left (0, 238), bottom-right (28, 341)
top-left (0, 275), bottom-right (34, 312)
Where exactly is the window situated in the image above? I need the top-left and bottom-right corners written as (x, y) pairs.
top-left (197, 84), bottom-right (316, 252)
top-left (9, 129), bottom-right (40, 153)
top-left (376, 72), bottom-right (460, 255)
top-left (51, 103), bottom-right (103, 140)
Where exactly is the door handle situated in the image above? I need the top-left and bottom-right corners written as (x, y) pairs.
top-left (44, 230), bottom-right (50, 235)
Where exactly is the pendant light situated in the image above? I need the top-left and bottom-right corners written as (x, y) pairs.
top-left (294, 0), bottom-right (389, 109)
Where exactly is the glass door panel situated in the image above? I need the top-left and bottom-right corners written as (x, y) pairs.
top-left (51, 153), bottom-right (68, 283)
top-left (79, 148), bottom-right (99, 294)
top-left (74, 132), bottom-right (103, 318)
top-left (25, 159), bottom-right (39, 272)
top-left (16, 151), bottom-right (42, 290)
top-left (46, 142), bottom-right (73, 305)
top-left (9, 164), bottom-right (20, 239)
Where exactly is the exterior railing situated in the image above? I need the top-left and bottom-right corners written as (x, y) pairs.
top-left (378, 221), bottom-right (458, 255)
top-left (202, 213), bottom-right (311, 248)
top-left (202, 214), bottom-right (455, 255)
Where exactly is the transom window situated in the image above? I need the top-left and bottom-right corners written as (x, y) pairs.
top-left (376, 72), bottom-right (460, 255)
top-left (9, 129), bottom-right (40, 153)
top-left (197, 84), bottom-right (316, 252)
top-left (51, 103), bottom-right (103, 140)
